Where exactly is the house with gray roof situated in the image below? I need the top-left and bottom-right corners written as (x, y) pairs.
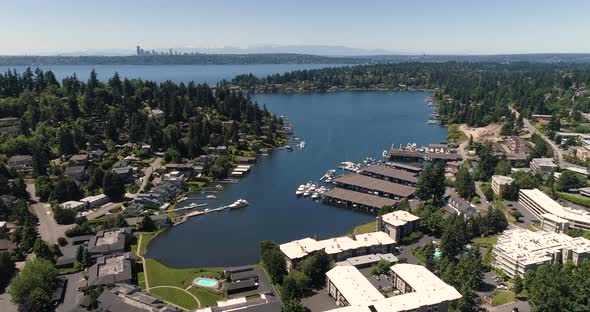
top-left (96, 283), bottom-right (180, 312)
top-left (87, 228), bottom-right (131, 256)
top-left (87, 253), bottom-right (135, 287)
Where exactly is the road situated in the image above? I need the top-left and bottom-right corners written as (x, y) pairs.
top-left (26, 182), bottom-right (74, 244)
top-left (140, 157), bottom-right (162, 192)
top-left (475, 182), bottom-right (490, 211)
top-left (508, 107), bottom-right (563, 164)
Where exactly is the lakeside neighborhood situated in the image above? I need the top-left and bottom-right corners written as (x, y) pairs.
top-left (2, 63), bottom-right (590, 312)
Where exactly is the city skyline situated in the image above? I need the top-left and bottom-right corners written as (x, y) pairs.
top-left (2, 0), bottom-right (590, 55)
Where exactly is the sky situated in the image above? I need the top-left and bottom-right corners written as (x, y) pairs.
top-left (2, 0), bottom-right (590, 55)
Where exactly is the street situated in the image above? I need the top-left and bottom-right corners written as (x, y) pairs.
top-left (26, 182), bottom-right (74, 244)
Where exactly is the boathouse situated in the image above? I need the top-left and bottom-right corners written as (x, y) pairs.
top-left (333, 174), bottom-right (415, 199)
top-left (322, 188), bottom-right (398, 213)
top-left (360, 164), bottom-right (418, 186)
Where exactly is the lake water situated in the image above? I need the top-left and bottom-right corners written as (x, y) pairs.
top-left (0, 64), bottom-right (346, 85)
top-left (146, 91), bottom-right (448, 268)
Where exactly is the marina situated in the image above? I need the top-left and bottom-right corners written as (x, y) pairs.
top-left (147, 91), bottom-right (448, 267)
top-left (322, 188), bottom-right (398, 213)
top-left (333, 173), bottom-right (416, 199)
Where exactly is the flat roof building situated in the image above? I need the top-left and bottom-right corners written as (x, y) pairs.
top-left (519, 189), bottom-right (590, 231)
top-left (325, 264), bottom-right (461, 312)
top-left (60, 200), bottom-right (86, 211)
top-left (88, 228), bottom-right (131, 256)
top-left (280, 231), bottom-right (396, 271)
top-left (530, 158), bottom-right (558, 175)
top-left (377, 211), bottom-right (420, 241)
top-left (491, 175), bottom-right (514, 196)
top-left (96, 283), bottom-right (180, 312)
top-left (88, 253), bottom-right (135, 286)
top-left (494, 228), bottom-right (590, 277)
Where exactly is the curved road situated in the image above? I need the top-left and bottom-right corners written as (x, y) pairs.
top-left (508, 107), bottom-right (563, 163)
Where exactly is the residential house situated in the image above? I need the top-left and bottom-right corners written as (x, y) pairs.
top-left (7, 155), bottom-right (33, 170)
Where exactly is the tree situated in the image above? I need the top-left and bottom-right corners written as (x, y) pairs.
top-left (33, 239), bottom-right (55, 262)
top-left (103, 171), bottom-right (125, 200)
top-left (513, 274), bottom-right (524, 295)
top-left (76, 245), bottom-right (84, 263)
top-left (298, 250), bottom-right (331, 288)
top-left (34, 176), bottom-right (53, 202)
top-left (281, 270), bottom-right (310, 300)
top-left (440, 215), bottom-right (466, 260)
top-left (556, 170), bottom-right (586, 192)
top-left (475, 145), bottom-right (498, 181)
top-left (283, 299), bottom-right (306, 312)
top-left (415, 162), bottom-right (446, 204)
top-left (52, 178), bottom-right (82, 203)
top-left (455, 166), bottom-right (475, 199)
top-left (494, 160), bottom-right (512, 176)
top-left (139, 215), bottom-right (156, 232)
top-left (114, 214), bottom-right (128, 228)
top-left (370, 259), bottom-right (393, 275)
top-left (511, 210), bottom-right (523, 222)
top-left (53, 206), bottom-right (76, 224)
top-left (259, 241), bottom-right (287, 284)
top-left (0, 252), bottom-right (16, 289)
top-left (7, 258), bottom-right (58, 310)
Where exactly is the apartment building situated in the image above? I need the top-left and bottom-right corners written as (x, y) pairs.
top-left (519, 189), bottom-right (590, 231)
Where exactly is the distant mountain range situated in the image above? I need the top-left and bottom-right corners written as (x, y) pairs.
top-left (29, 45), bottom-right (409, 57)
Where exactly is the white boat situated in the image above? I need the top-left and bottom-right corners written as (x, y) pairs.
top-left (229, 199), bottom-right (249, 209)
top-left (206, 195), bottom-right (216, 199)
top-left (299, 141), bottom-right (306, 148)
top-left (311, 193), bottom-right (320, 199)
top-left (296, 190), bottom-right (303, 196)
top-left (303, 191), bottom-right (310, 197)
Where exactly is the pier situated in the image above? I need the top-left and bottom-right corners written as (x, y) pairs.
top-left (322, 188), bottom-right (398, 213)
top-left (333, 173), bottom-right (416, 199)
top-left (169, 203), bottom-right (207, 212)
top-left (172, 200), bottom-right (248, 226)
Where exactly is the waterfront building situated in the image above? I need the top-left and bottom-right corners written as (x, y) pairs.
top-left (322, 188), bottom-right (398, 213)
top-left (376, 211), bottom-right (420, 241)
top-left (335, 253), bottom-right (398, 268)
top-left (518, 188), bottom-right (590, 230)
top-left (493, 228), bottom-right (590, 277)
top-left (360, 164), bottom-right (418, 186)
top-left (279, 231), bottom-right (395, 271)
top-left (325, 264), bottom-right (461, 312)
top-left (529, 158), bottom-right (558, 175)
top-left (333, 173), bottom-right (415, 199)
top-left (491, 175), bottom-right (514, 196)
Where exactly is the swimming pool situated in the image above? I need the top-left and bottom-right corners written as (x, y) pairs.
top-left (434, 251), bottom-right (442, 258)
top-left (194, 277), bottom-right (218, 288)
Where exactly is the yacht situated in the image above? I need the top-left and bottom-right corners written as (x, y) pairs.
top-left (299, 141), bottom-right (306, 148)
top-left (229, 199), bottom-right (249, 209)
top-left (311, 193), bottom-right (320, 199)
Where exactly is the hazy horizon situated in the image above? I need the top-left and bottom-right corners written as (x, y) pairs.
top-left (2, 0), bottom-right (590, 55)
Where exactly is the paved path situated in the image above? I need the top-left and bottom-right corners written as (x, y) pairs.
top-left (26, 182), bottom-right (73, 244)
top-left (141, 157), bottom-right (162, 192)
top-left (0, 292), bottom-right (17, 312)
top-left (149, 286), bottom-right (201, 308)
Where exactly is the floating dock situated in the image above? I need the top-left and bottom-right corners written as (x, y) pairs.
top-left (172, 200), bottom-right (248, 226)
top-left (332, 173), bottom-right (416, 199)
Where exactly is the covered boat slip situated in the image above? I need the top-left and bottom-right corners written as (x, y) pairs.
top-left (333, 173), bottom-right (416, 199)
top-left (323, 187), bottom-right (398, 212)
top-left (361, 164), bottom-right (418, 185)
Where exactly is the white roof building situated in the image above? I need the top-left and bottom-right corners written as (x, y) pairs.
top-left (60, 200), bottom-right (86, 211)
top-left (494, 228), bottom-right (590, 277)
top-left (519, 189), bottom-right (590, 231)
top-left (380, 210), bottom-right (419, 227)
top-left (326, 264), bottom-right (461, 312)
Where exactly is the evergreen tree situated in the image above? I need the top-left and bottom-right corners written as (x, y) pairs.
top-left (455, 166), bottom-right (475, 199)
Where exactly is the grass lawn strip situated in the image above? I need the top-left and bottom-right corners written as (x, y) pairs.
top-left (150, 287), bottom-right (199, 310)
top-left (352, 221), bottom-right (377, 235)
top-left (492, 290), bottom-right (516, 306)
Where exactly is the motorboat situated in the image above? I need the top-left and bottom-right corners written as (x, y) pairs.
top-left (299, 141), bottom-right (306, 148)
top-left (206, 195), bottom-right (216, 199)
top-left (229, 199), bottom-right (249, 209)
top-left (311, 193), bottom-right (320, 199)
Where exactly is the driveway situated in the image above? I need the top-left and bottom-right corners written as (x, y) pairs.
top-left (509, 107), bottom-right (562, 164)
top-left (141, 157), bottom-right (162, 192)
top-left (301, 288), bottom-right (338, 312)
top-left (56, 272), bottom-right (85, 312)
top-left (504, 200), bottom-right (537, 229)
top-left (26, 182), bottom-right (74, 244)
top-left (0, 292), bottom-right (17, 312)
top-left (398, 234), bottom-right (438, 265)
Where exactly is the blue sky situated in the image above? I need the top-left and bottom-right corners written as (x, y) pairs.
top-left (2, 0), bottom-right (590, 55)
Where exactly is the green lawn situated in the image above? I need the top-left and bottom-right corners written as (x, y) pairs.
top-left (556, 192), bottom-right (590, 208)
top-left (471, 235), bottom-right (499, 249)
top-left (138, 229), bottom-right (167, 257)
top-left (150, 287), bottom-right (199, 310)
top-left (188, 287), bottom-right (224, 308)
top-left (493, 201), bottom-right (516, 223)
top-left (492, 290), bottom-right (516, 306)
top-left (351, 221), bottom-right (377, 235)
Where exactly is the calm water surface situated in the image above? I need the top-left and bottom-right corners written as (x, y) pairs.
top-left (0, 64), bottom-right (346, 85)
top-left (146, 91), bottom-right (447, 268)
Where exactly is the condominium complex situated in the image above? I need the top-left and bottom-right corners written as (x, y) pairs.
top-left (529, 158), bottom-right (558, 175)
top-left (491, 175), bottom-right (514, 196)
top-left (518, 189), bottom-right (590, 231)
top-left (377, 211), bottom-right (420, 241)
top-left (279, 231), bottom-right (395, 271)
top-left (325, 264), bottom-right (461, 312)
top-left (493, 228), bottom-right (590, 277)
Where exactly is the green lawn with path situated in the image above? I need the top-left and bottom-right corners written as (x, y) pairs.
top-left (351, 220), bottom-right (377, 235)
top-left (151, 287), bottom-right (199, 310)
top-left (492, 290), bottom-right (516, 306)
